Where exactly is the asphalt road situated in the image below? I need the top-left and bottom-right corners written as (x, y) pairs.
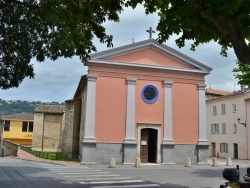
top-left (0, 157), bottom-right (250, 188)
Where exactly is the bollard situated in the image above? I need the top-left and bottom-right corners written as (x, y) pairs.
top-left (135, 157), bottom-right (141, 168)
top-left (226, 157), bottom-right (232, 166)
top-left (212, 157), bottom-right (218, 167)
top-left (109, 158), bottom-right (116, 168)
top-left (185, 158), bottom-right (191, 167)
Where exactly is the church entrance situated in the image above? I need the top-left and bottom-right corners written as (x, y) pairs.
top-left (140, 128), bottom-right (158, 163)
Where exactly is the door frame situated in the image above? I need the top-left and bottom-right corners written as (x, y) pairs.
top-left (211, 142), bottom-right (216, 157)
top-left (137, 123), bottom-right (161, 164)
top-left (233, 143), bottom-right (238, 159)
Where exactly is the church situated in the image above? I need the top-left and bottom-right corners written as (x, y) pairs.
top-left (72, 37), bottom-right (212, 165)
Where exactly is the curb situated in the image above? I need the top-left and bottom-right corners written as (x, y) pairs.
top-left (10, 156), bottom-right (80, 166)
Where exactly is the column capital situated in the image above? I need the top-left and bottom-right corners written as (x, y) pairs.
top-left (126, 78), bottom-right (137, 85)
top-left (163, 81), bottom-right (173, 88)
top-left (87, 74), bottom-right (97, 82)
top-left (197, 84), bottom-right (206, 90)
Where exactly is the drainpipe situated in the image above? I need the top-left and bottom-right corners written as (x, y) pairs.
top-left (0, 121), bottom-right (3, 156)
top-left (41, 113), bottom-right (45, 152)
top-left (246, 101), bottom-right (249, 159)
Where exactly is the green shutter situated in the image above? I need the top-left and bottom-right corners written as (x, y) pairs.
top-left (225, 143), bottom-right (228, 153)
top-left (211, 124), bottom-right (213, 133)
top-left (220, 143), bottom-right (222, 152)
top-left (222, 123), bottom-right (226, 134)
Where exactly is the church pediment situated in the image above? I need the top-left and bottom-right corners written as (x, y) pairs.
top-left (107, 48), bottom-right (195, 69)
top-left (88, 39), bottom-right (212, 75)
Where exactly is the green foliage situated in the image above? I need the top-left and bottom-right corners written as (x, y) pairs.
top-left (0, 0), bottom-right (124, 89)
top-left (21, 146), bottom-right (73, 161)
top-left (31, 150), bottom-right (64, 160)
top-left (233, 60), bottom-right (250, 87)
top-left (0, 99), bottom-right (65, 116)
top-left (127, 0), bottom-right (250, 65)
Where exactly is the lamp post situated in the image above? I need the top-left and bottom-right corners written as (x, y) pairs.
top-left (237, 118), bottom-right (246, 127)
top-left (0, 120), bottom-right (4, 157)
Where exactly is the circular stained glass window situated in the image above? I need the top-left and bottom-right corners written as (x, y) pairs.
top-left (141, 85), bottom-right (159, 104)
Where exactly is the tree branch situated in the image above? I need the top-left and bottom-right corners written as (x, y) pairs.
top-left (6, 0), bottom-right (40, 9)
top-left (200, 10), bottom-right (250, 64)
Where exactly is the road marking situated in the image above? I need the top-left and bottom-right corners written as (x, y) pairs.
top-left (91, 184), bottom-right (161, 188)
top-left (47, 167), bottom-right (90, 169)
top-left (65, 174), bottom-right (120, 178)
top-left (52, 170), bottom-right (102, 172)
top-left (59, 172), bottom-right (110, 175)
top-left (71, 177), bottom-right (131, 181)
top-left (80, 180), bottom-right (145, 184)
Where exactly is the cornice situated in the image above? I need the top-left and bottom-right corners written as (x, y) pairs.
top-left (86, 59), bottom-right (210, 75)
top-left (89, 39), bottom-right (212, 73)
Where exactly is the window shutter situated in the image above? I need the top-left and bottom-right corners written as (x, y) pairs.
top-left (222, 123), bottom-right (226, 134)
top-left (211, 124), bottom-right (213, 133)
top-left (226, 143), bottom-right (228, 153)
top-left (216, 124), bottom-right (219, 133)
top-left (220, 143), bottom-right (222, 152)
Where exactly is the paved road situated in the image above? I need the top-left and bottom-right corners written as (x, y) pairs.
top-left (0, 157), bottom-right (161, 188)
top-left (1, 156), bottom-right (250, 188)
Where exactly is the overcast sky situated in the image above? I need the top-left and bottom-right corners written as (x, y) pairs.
top-left (0, 5), bottom-right (240, 103)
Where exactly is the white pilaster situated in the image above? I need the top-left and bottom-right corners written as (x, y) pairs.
top-left (162, 81), bottom-right (174, 145)
top-left (197, 84), bottom-right (209, 145)
top-left (124, 78), bottom-right (137, 144)
top-left (83, 74), bottom-right (97, 143)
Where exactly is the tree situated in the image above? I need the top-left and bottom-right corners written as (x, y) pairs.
top-left (233, 60), bottom-right (250, 88)
top-left (0, 0), bottom-right (124, 89)
top-left (127, 0), bottom-right (250, 65)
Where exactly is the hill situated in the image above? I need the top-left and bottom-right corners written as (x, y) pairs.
top-left (0, 99), bottom-right (65, 116)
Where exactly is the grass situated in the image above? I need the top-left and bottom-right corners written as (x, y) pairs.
top-left (20, 146), bottom-right (73, 161)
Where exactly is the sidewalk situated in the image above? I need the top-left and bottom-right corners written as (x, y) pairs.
top-left (15, 149), bottom-right (250, 168)
top-left (16, 149), bottom-right (80, 166)
top-left (207, 157), bottom-right (250, 167)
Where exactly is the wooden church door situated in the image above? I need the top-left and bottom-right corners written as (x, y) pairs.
top-left (140, 128), bottom-right (157, 163)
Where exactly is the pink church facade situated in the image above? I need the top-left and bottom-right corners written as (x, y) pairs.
top-left (74, 39), bottom-right (212, 164)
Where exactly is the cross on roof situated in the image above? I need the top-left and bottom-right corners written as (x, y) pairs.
top-left (146, 27), bottom-right (155, 39)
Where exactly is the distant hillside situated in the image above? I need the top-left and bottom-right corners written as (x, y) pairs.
top-left (0, 99), bottom-right (65, 116)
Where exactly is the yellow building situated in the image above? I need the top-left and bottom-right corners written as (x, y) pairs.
top-left (1, 113), bottom-right (34, 146)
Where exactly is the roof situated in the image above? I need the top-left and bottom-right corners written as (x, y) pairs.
top-left (1, 112), bottom-right (34, 121)
top-left (206, 90), bottom-right (250, 102)
top-left (205, 88), bottom-right (231, 96)
top-left (74, 75), bottom-right (87, 99)
top-left (34, 105), bottom-right (66, 114)
top-left (87, 39), bottom-right (213, 75)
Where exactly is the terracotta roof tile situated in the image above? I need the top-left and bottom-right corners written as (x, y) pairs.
top-left (35, 105), bottom-right (66, 114)
top-left (205, 88), bottom-right (231, 96)
top-left (1, 112), bottom-right (34, 121)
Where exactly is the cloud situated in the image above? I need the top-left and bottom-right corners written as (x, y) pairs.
top-left (0, 5), bottom-right (241, 102)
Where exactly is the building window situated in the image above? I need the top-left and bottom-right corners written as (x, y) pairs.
top-left (22, 122), bottom-right (28, 132)
top-left (28, 122), bottom-right (33, 132)
top-left (4, 121), bottom-right (10, 131)
top-left (233, 104), bottom-right (236, 113)
top-left (213, 106), bottom-right (217, 116)
top-left (221, 104), bottom-right (226, 114)
top-left (22, 121), bottom-right (33, 132)
top-left (141, 85), bottom-right (159, 104)
top-left (220, 143), bottom-right (228, 153)
top-left (211, 124), bottom-right (219, 134)
top-left (233, 124), bottom-right (237, 134)
top-left (222, 123), bottom-right (226, 134)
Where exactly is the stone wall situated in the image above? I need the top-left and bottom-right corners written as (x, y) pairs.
top-left (32, 113), bottom-right (64, 152)
top-left (62, 99), bottom-right (81, 159)
top-left (72, 99), bottom-right (81, 158)
top-left (62, 100), bottom-right (74, 158)
top-left (32, 113), bottom-right (44, 151)
top-left (1, 140), bottom-right (20, 157)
